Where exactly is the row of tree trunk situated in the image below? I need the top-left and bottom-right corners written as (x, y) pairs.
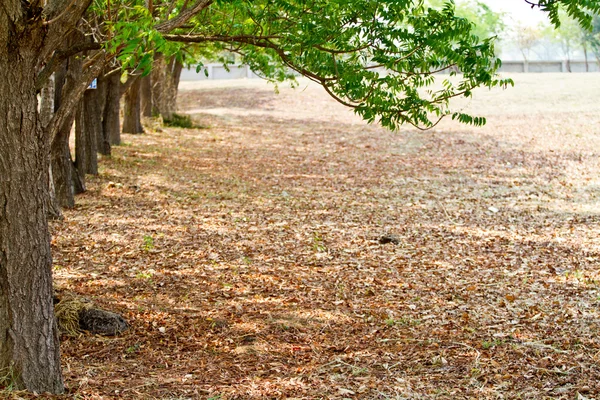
top-left (0, 4), bottom-right (185, 393)
top-left (45, 53), bottom-right (183, 216)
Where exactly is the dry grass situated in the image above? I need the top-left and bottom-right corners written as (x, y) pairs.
top-left (39, 73), bottom-right (600, 399)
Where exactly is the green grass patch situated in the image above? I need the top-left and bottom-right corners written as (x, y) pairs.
top-left (163, 113), bottom-right (208, 129)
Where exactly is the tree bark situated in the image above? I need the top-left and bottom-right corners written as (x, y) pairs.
top-left (40, 74), bottom-right (63, 220)
top-left (0, 0), bottom-right (99, 393)
top-left (140, 74), bottom-right (153, 117)
top-left (51, 55), bottom-right (82, 208)
top-left (103, 71), bottom-right (121, 146)
top-left (122, 76), bottom-right (144, 134)
top-left (0, 41), bottom-right (64, 396)
top-left (151, 54), bottom-right (183, 120)
top-left (75, 89), bottom-right (100, 175)
top-left (95, 73), bottom-right (109, 154)
top-left (96, 72), bottom-right (111, 155)
top-left (51, 117), bottom-right (76, 208)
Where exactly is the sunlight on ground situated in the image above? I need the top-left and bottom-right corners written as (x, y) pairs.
top-left (47, 73), bottom-right (600, 399)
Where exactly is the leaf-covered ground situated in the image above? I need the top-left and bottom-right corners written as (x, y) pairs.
top-left (42, 74), bottom-right (600, 399)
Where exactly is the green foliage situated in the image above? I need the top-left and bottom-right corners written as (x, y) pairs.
top-left (0, 366), bottom-right (17, 391)
top-left (427, 0), bottom-right (506, 39)
top-left (548, 9), bottom-right (600, 62)
top-left (142, 234), bottom-right (154, 251)
top-left (163, 0), bottom-right (514, 130)
top-left (312, 232), bottom-right (327, 253)
top-left (581, 14), bottom-right (600, 60)
top-left (102, 1), bottom-right (600, 130)
top-left (79, 1), bottom-right (598, 130)
top-left (89, 0), bottom-right (186, 75)
top-left (533, 0), bottom-right (600, 30)
top-left (163, 113), bottom-right (200, 129)
top-left (591, 15), bottom-right (600, 59)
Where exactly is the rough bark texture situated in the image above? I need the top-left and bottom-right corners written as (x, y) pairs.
top-left (40, 74), bottom-right (63, 220)
top-left (75, 89), bottom-right (100, 175)
top-left (0, 36), bottom-right (64, 395)
top-left (151, 54), bottom-right (183, 120)
top-left (122, 76), bottom-right (144, 134)
top-left (40, 75), bottom-right (55, 128)
top-left (51, 56), bottom-right (81, 208)
top-left (50, 118), bottom-right (75, 208)
top-left (140, 74), bottom-right (153, 118)
top-left (103, 72), bottom-right (121, 146)
top-left (72, 161), bottom-right (86, 195)
top-left (47, 164), bottom-right (63, 220)
top-left (95, 73), bottom-right (110, 155)
top-left (0, 0), bottom-right (97, 393)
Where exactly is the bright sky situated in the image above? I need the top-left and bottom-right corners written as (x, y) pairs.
top-left (480, 0), bottom-right (549, 26)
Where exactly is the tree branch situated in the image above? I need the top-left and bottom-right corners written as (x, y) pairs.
top-left (46, 51), bottom-right (106, 143)
top-left (40, 0), bottom-right (94, 62)
top-left (36, 42), bottom-right (102, 92)
top-left (43, 0), bottom-right (78, 25)
top-left (155, 0), bottom-right (213, 33)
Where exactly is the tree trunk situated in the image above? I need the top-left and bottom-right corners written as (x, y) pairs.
top-left (51, 56), bottom-right (82, 208)
top-left (51, 118), bottom-right (76, 208)
top-left (96, 72), bottom-right (111, 155)
top-left (152, 54), bottom-right (183, 120)
top-left (40, 74), bottom-right (63, 220)
top-left (140, 74), bottom-right (153, 117)
top-left (75, 89), bottom-right (100, 175)
top-left (72, 157), bottom-right (86, 195)
top-left (103, 71), bottom-right (121, 146)
top-left (0, 45), bottom-right (64, 396)
top-left (122, 76), bottom-right (144, 134)
top-left (47, 164), bottom-right (63, 220)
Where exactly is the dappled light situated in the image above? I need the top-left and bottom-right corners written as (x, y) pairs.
top-left (46, 74), bottom-right (600, 398)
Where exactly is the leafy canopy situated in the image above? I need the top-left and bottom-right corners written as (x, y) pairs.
top-left (525, 0), bottom-right (600, 30)
top-left (89, 0), bottom-right (520, 130)
top-left (161, 0), bottom-right (514, 130)
top-left (427, 0), bottom-right (506, 40)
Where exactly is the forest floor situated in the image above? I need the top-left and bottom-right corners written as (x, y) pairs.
top-left (28, 73), bottom-right (600, 399)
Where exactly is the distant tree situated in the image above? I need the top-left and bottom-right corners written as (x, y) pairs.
top-left (513, 24), bottom-right (544, 62)
top-left (593, 16), bottom-right (600, 64)
top-left (427, 0), bottom-right (506, 40)
top-left (551, 12), bottom-right (585, 71)
top-left (583, 15), bottom-right (600, 67)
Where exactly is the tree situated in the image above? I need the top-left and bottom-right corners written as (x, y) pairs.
top-left (526, 0), bottom-right (600, 30)
top-left (591, 16), bottom-right (600, 65)
top-left (163, 1), bottom-right (511, 130)
top-left (123, 76), bottom-right (145, 134)
top-left (0, 0), bottom-right (595, 394)
top-left (580, 14), bottom-right (600, 69)
top-left (551, 12), bottom-right (585, 71)
top-left (514, 24), bottom-right (544, 62)
top-left (427, 0), bottom-right (506, 40)
top-left (151, 53), bottom-right (184, 121)
top-left (0, 0), bottom-right (206, 393)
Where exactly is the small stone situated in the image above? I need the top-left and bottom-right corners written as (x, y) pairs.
top-left (378, 235), bottom-right (400, 245)
top-left (79, 308), bottom-right (128, 336)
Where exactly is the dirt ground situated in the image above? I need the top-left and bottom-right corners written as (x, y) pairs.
top-left (32, 73), bottom-right (600, 398)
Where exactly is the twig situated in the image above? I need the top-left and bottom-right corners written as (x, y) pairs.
top-left (437, 200), bottom-right (463, 226)
top-left (517, 341), bottom-right (569, 354)
top-left (450, 341), bottom-right (481, 367)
